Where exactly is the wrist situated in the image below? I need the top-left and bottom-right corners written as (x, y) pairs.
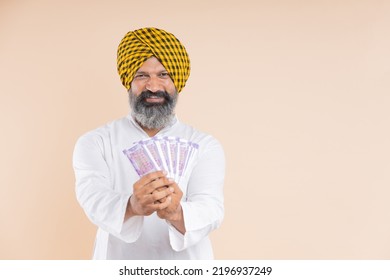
top-left (125, 195), bottom-right (137, 220)
top-left (167, 204), bottom-right (183, 222)
top-left (167, 204), bottom-right (185, 234)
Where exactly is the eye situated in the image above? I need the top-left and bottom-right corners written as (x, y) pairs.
top-left (134, 74), bottom-right (148, 80)
top-left (159, 72), bottom-right (170, 78)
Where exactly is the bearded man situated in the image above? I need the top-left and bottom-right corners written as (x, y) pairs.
top-left (73, 27), bottom-right (225, 259)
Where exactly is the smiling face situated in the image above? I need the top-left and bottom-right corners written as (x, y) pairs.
top-left (131, 56), bottom-right (177, 98)
top-left (129, 57), bottom-right (178, 130)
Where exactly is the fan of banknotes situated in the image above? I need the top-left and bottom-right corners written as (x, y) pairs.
top-left (123, 136), bottom-right (199, 184)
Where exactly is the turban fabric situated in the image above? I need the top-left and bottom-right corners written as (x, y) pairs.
top-left (117, 27), bottom-right (190, 93)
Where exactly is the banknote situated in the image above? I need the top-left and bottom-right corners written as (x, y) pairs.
top-left (153, 137), bottom-right (171, 177)
top-left (181, 142), bottom-right (199, 182)
top-left (177, 138), bottom-right (190, 181)
top-left (123, 136), bottom-right (199, 183)
top-left (162, 136), bottom-right (176, 181)
top-left (140, 139), bottom-right (164, 171)
top-left (123, 144), bottom-right (159, 177)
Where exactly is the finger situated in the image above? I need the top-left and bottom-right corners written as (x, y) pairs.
top-left (153, 186), bottom-right (169, 203)
top-left (155, 195), bottom-right (172, 210)
top-left (143, 177), bottom-right (174, 194)
top-left (154, 182), bottom-right (181, 204)
top-left (134, 171), bottom-right (167, 190)
top-left (155, 185), bottom-right (168, 192)
top-left (151, 186), bottom-right (174, 202)
top-left (150, 195), bottom-right (171, 212)
top-left (169, 182), bottom-right (183, 196)
top-left (144, 186), bottom-right (173, 204)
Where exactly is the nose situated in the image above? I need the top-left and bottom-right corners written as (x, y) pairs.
top-left (145, 76), bottom-right (163, 93)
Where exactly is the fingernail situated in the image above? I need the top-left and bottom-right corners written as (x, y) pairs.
top-left (168, 178), bottom-right (174, 182)
top-left (162, 170), bottom-right (168, 175)
top-left (169, 187), bottom-right (174, 192)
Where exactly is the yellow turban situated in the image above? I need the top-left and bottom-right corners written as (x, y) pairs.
top-left (117, 27), bottom-right (190, 93)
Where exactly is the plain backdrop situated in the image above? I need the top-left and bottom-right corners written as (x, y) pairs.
top-left (1, 0), bottom-right (390, 259)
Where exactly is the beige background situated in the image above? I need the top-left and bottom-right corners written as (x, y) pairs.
top-left (1, 0), bottom-right (389, 259)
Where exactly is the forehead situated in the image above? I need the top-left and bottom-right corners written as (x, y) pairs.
top-left (137, 56), bottom-right (167, 72)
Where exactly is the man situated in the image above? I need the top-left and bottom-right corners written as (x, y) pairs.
top-left (73, 27), bottom-right (225, 259)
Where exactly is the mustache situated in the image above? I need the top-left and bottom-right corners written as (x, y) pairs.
top-left (138, 90), bottom-right (172, 102)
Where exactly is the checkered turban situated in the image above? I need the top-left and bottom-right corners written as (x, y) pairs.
top-left (117, 27), bottom-right (190, 93)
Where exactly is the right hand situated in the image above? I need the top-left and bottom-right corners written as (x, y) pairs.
top-left (126, 171), bottom-right (174, 217)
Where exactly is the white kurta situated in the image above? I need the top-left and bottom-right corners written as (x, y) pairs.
top-left (72, 115), bottom-right (225, 259)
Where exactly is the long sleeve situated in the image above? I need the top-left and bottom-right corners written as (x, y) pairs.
top-left (73, 116), bottom-right (225, 259)
top-left (168, 138), bottom-right (225, 251)
top-left (73, 132), bottom-right (143, 243)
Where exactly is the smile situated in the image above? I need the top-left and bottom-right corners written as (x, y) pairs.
top-left (145, 97), bottom-right (165, 103)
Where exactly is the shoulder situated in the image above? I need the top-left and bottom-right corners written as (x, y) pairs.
top-left (74, 116), bottom-right (129, 150)
top-left (176, 121), bottom-right (224, 155)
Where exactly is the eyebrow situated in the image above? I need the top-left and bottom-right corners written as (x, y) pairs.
top-left (135, 70), bottom-right (169, 74)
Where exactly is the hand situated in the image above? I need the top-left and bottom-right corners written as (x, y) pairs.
top-left (126, 171), bottom-right (174, 218)
top-left (156, 181), bottom-right (183, 221)
top-left (153, 184), bottom-right (171, 203)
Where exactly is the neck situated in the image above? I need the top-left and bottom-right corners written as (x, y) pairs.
top-left (142, 126), bottom-right (161, 137)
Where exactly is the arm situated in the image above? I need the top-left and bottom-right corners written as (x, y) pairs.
top-left (73, 133), bottom-right (173, 242)
top-left (158, 138), bottom-right (225, 251)
top-left (156, 182), bottom-right (185, 234)
top-left (73, 133), bottom-right (137, 241)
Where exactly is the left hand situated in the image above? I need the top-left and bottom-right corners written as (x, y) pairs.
top-left (155, 181), bottom-right (183, 221)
